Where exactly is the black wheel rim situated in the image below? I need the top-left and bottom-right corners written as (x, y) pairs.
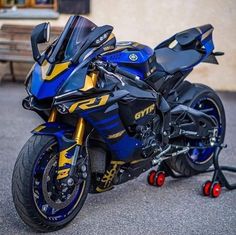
top-left (187, 96), bottom-right (223, 165)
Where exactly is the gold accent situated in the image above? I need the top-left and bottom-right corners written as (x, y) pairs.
top-left (48, 108), bottom-right (57, 122)
top-left (76, 180), bottom-right (86, 203)
top-left (96, 186), bottom-right (113, 193)
top-left (95, 161), bottom-right (125, 192)
top-left (41, 61), bottom-right (70, 81)
top-left (103, 45), bottom-right (115, 52)
top-left (34, 125), bottom-right (46, 132)
top-left (134, 104), bottom-right (155, 120)
top-left (102, 41), bottom-right (139, 55)
top-left (132, 42), bottom-right (140, 47)
top-left (102, 45), bottom-right (133, 55)
top-left (69, 94), bottom-right (109, 113)
top-left (130, 159), bottom-right (147, 164)
top-left (56, 118), bottom-right (86, 180)
top-left (110, 160), bottom-right (126, 165)
top-left (57, 143), bottom-right (77, 180)
top-left (108, 130), bottom-right (126, 139)
top-left (90, 71), bottom-right (99, 84)
top-left (107, 33), bottom-right (115, 41)
top-left (74, 118), bottom-right (86, 145)
top-left (80, 72), bottom-right (98, 91)
top-left (58, 144), bottom-right (76, 165)
top-left (57, 169), bottom-right (70, 180)
top-left (101, 164), bottom-right (118, 188)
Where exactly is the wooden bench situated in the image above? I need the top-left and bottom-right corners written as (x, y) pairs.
top-left (0, 24), bottom-right (62, 82)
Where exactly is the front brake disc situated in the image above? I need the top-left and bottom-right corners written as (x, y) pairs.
top-left (42, 155), bottom-right (80, 210)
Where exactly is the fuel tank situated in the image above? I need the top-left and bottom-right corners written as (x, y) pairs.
top-left (101, 41), bottom-right (158, 80)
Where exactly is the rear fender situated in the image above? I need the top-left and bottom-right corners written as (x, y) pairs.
top-left (172, 82), bottom-right (212, 105)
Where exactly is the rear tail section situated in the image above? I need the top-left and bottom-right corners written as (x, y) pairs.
top-left (175, 24), bottom-right (224, 65)
top-left (155, 24), bottom-right (224, 71)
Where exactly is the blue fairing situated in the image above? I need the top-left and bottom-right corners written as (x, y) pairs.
top-left (102, 42), bottom-right (154, 80)
top-left (202, 37), bottom-right (214, 58)
top-left (32, 122), bottom-right (74, 148)
top-left (79, 106), bottom-right (142, 161)
top-left (30, 63), bottom-right (75, 100)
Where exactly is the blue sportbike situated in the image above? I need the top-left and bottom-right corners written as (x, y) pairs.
top-left (12, 16), bottom-right (226, 232)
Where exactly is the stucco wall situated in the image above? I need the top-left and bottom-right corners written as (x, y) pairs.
top-left (1, 0), bottom-right (236, 90)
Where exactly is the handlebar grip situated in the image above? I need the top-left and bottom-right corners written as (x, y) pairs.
top-left (114, 66), bottom-right (140, 80)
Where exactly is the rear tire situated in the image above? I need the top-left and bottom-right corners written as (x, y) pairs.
top-left (167, 84), bottom-right (226, 176)
top-left (12, 135), bottom-right (90, 232)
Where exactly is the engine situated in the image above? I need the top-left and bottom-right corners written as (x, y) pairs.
top-left (136, 117), bottom-right (161, 158)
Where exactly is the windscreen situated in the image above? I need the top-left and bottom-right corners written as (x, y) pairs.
top-left (48, 16), bottom-right (97, 63)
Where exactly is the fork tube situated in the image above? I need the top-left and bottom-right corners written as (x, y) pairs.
top-left (72, 72), bottom-right (97, 145)
top-left (74, 118), bottom-right (86, 145)
top-left (48, 108), bottom-right (57, 122)
top-left (90, 71), bottom-right (98, 85)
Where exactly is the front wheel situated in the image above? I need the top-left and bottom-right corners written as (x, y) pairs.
top-left (167, 84), bottom-right (226, 176)
top-left (12, 135), bottom-right (90, 232)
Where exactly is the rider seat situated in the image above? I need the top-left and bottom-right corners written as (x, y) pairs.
top-left (155, 48), bottom-right (202, 74)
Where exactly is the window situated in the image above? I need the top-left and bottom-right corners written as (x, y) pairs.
top-left (0, 0), bottom-right (57, 9)
top-left (0, 0), bottom-right (90, 14)
top-left (2, 0), bottom-right (27, 7)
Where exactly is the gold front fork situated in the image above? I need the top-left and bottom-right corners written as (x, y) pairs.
top-left (48, 108), bottom-right (57, 122)
top-left (74, 118), bottom-right (86, 145)
top-left (48, 108), bottom-right (86, 145)
top-left (72, 71), bottom-right (98, 144)
top-left (54, 71), bottom-right (99, 180)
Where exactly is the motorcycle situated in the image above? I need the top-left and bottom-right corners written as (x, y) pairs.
top-left (12, 15), bottom-right (226, 232)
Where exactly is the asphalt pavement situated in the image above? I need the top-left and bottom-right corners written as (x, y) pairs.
top-left (0, 83), bottom-right (235, 235)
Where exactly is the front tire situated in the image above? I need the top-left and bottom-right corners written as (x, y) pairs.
top-left (12, 135), bottom-right (90, 232)
top-left (167, 84), bottom-right (226, 176)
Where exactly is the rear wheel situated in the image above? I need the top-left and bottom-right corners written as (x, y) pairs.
top-left (167, 84), bottom-right (226, 176)
top-left (12, 135), bottom-right (90, 232)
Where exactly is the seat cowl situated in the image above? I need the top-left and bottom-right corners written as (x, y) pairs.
top-left (175, 24), bottom-right (214, 47)
top-left (196, 24), bottom-right (214, 34)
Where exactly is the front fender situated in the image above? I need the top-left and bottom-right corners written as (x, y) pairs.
top-left (32, 122), bottom-right (77, 179)
top-left (32, 122), bottom-right (75, 150)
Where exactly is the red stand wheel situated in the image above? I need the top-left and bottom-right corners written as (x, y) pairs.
top-left (211, 182), bottom-right (222, 198)
top-left (155, 171), bottom-right (166, 187)
top-left (147, 170), bottom-right (156, 185)
top-left (202, 180), bottom-right (212, 196)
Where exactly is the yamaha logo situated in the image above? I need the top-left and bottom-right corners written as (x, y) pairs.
top-left (129, 53), bottom-right (138, 61)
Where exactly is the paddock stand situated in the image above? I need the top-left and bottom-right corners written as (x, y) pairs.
top-left (147, 144), bottom-right (236, 198)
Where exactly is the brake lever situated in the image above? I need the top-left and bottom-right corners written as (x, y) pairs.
top-left (94, 61), bottom-right (125, 86)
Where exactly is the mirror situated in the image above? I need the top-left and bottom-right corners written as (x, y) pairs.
top-left (31, 22), bottom-right (51, 64)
